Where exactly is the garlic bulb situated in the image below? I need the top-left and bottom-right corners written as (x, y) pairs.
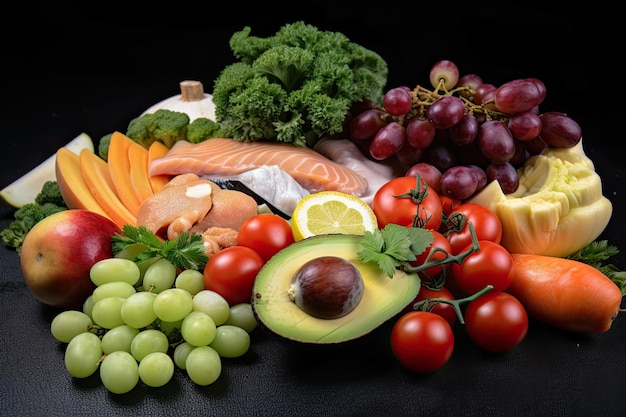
top-left (142, 80), bottom-right (216, 121)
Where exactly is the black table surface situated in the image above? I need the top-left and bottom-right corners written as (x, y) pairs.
top-left (2, 6), bottom-right (625, 417)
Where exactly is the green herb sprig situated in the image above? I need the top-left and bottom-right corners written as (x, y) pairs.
top-left (566, 240), bottom-right (626, 294)
top-left (112, 225), bottom-right (208, 270)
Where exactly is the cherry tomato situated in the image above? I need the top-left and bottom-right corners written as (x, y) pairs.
top-left (445, 203), bottom-right (502, 255)
top-left (464, 291), bottom-right (528, 352)
top-left (452, 240), bottom-right (515, 295)
top-left (409, 230), bottom-right (453, 282)
top-left (403, 285), bottom-right (457, 326)
top-left (372, 176), bottom-right (442, 230)
top-left (391, 311), bottom-right (454, 373)
top-left (203, 246), bottom-right (265, 305)
top-left (439, 195), bottom-right (462, 220)
top-left (237, 213), bottom-right (295, 262)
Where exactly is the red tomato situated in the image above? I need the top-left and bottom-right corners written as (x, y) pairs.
top-left (452, 240), bottom-right (515, 295)
top-left (203, 246), bottom-right (265, 305)
top-left (391, 311), bottom-right (454, 373)
top-left (439, 195), bottom-right (462, 220)
top-left (409, 230), bottom-right (453, 282)
top-left (372, 176), bottom-right (442, 230)
top-left (464, 291), bottom-right (528, 352)
top-left (445, 203), bottom-right (502, 254)
top-left (403, 285), bottom-right (457, 326)
top-left (237, 213), bottom-right (295, 262)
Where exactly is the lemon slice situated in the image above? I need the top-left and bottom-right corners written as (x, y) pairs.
top-left (291, 191), bottom-right (378, 241)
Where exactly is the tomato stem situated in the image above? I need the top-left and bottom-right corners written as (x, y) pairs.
top-left (411, 284), bottom-right (494, 325)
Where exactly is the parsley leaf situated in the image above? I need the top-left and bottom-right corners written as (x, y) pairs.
top-left (567, 240), bottom-right (626, 294)
top-left (358, 224), bottom-right (434, 278)
top-left (112, 225), bottom-right (208, 270)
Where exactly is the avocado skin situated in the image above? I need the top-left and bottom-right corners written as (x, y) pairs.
top-left (251, 234), bottom-right (421, 346)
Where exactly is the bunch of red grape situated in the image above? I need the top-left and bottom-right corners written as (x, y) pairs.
top-left (347, 60), bottom-right (582, 200)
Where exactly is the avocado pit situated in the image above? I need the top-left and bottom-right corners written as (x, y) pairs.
top-left (287, 256), bottom-right (364, 319)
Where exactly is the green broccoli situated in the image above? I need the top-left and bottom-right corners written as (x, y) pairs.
top-left (35, 181), bottom-right (67, 207)
top-left (98, 133), bottom-right (112, 161)
top-left (1, 202), bottom-right (67, 252)
top-left (186, 117), bottom-right (222, 144)
top-left (212, 21), bottom-right (388, 148)
top-left (126, 108), bottom-right (190, 149)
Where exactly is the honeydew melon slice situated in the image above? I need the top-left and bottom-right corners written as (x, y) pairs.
top-left (0, 133), bottom-right (94, 208)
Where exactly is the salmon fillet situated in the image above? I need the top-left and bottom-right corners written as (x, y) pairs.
top-left (148, 139), bottom-right (369, 196)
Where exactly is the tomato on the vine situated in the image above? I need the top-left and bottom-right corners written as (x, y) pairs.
top-left (237, 213), bottom-right (294, 262)
top-left (372, 176), bottom-right (442, 230)
top-left (439, 195), bottom-right (462, 220)
top-left (451, 240), bottom-right (515, 295)
top-left (203, 246), bottom-right (265, 305)
top-left (391, 311), bottom-right (454, 373)
top-left (464, 291), bottom-right (528, 352)
top-left (444, 203), bottom-right (502, 255)
top-left (409, 230), bottom-right (453, 282)
top-left (403, 285), bottom-right (457, 326)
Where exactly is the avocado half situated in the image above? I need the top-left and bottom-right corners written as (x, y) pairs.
top-left (251, 234), bottom-right (421, 344)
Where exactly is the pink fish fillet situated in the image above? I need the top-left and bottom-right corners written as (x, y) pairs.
top-left (148, 139), bottom-right (369, 196)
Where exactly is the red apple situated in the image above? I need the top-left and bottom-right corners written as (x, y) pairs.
top-left (20, 209), bottom-right (122, 309)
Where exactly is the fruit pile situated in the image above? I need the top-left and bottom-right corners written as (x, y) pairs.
top-left (347, 60), bottom-right (583, 200)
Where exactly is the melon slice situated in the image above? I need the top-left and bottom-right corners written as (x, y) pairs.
top-left (1, 133), bottom-right (94, 208)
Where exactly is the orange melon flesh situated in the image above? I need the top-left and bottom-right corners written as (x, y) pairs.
top-left (147, 141), bottom-right (173, 193)
top-left (79, 148), bottom-right (137, 228)
top-left (107, 132), bottom-right (142, 216)
top-left (127, 140), bottom-right (154, 203)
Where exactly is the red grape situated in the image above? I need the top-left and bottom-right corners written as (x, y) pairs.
top-left (449, 114), bottom-right (479, 145)
top-left (430, 60), bottom-right (459, 90)
top-left (383, 87), bottom-right (412, 116)
top-left (369, 121), bottom-right (406, 160)
top-left (494, 79), bottom-right (543, 114)
top-left (350, 109), bottom-right (388, 140)
top-left (406, 118), bottom-right (436, 148)
top-left (486, 162), bottom-right (519, 194)
top-left (478, 120), bottom-right (516, 163)
top-left (440, 165), bottom-right (479, 200)
top-left (539, 111), bottom-right (582, 148)
top-left (508, 110), bottom-right (542, 141)
top-left (427, 96), bottom-right (465, 129)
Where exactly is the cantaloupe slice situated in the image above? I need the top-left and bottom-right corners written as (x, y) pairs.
top-left (1, 132), bottom-right (94, 208)
top-left (127, 140), bottom-right (154, 203)
top-left (55, 147), bottom-right (110, 220)
top-left (79, 148), bottom-right (137, 229)
top-left (147, 141), bottom-right (173, 193)
top-left (107, 131), bottom-right (142, 216)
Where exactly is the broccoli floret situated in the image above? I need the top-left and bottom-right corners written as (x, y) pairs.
top-left (98, 133), bottom-right (112, 161)
top-left (212, 21), bottom-right (388, 148)
top-left (186, 117), bottom-right (222, 144)
top-left (126, 109), bottom-right (190, 149)
top-left (35, 181), bottom-right (67, 207)
top-left (1, 203), bottom-right (67, 252)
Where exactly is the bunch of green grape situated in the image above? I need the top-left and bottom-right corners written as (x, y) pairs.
top-left (50, 256), bottom-right (257, 394)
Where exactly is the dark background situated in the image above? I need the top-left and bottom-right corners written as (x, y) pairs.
top-left (2, 4), bottom-right (625, 417)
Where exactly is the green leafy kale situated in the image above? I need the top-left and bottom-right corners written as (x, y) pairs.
top-left (212, 21), bottom-right (389, 147)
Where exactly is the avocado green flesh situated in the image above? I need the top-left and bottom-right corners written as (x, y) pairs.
top-left (252, 234), bottom-right (421, 344)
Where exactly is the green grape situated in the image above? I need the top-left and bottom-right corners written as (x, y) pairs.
top-left (121, 291), bottom-right (157, 329)
top-left (64, 332), bottom-right (103, 378)
top-left (138, 352), bottom-right (174, 388)
top-left (91, 297), bottom-right (126, 329)
top-left (192, 289), bottom-right (230, 325)
top-left (82, 295), bottom-right (95, 320)
top-left (142, 258), bottom-right (176, 293)
top-left (153, 288), bottom-right (193, 322)
top-left (158, 319), bottom-right (183, 342)
top-left (130, 329), bottom-right (169, 361)
top-left (173, 341), bottom-right (194, 369)
top-left (92, 281), bottom-right (136, 304)
top-left (185, 345), bottom-right (222, 386)
top-left (90, 258), bottom-right (141, 286)
top-left (100, 351), bottom-right (139, 394)
top-left (181, 311), bottom-right (217, 347)
top-left (175, 269), bottom-right (205, 295)
top-left (210, 325), bottom-right (251, 358)
top-left (224, 303), bottom-right (258, 332)
top-left (101, 324), bottom-right (140, 354)
top-left (50, 310), bottom-right (93, 343)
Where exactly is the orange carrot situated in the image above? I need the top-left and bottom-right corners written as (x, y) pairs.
top-left (507, 253), bottom-right (623, 334)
